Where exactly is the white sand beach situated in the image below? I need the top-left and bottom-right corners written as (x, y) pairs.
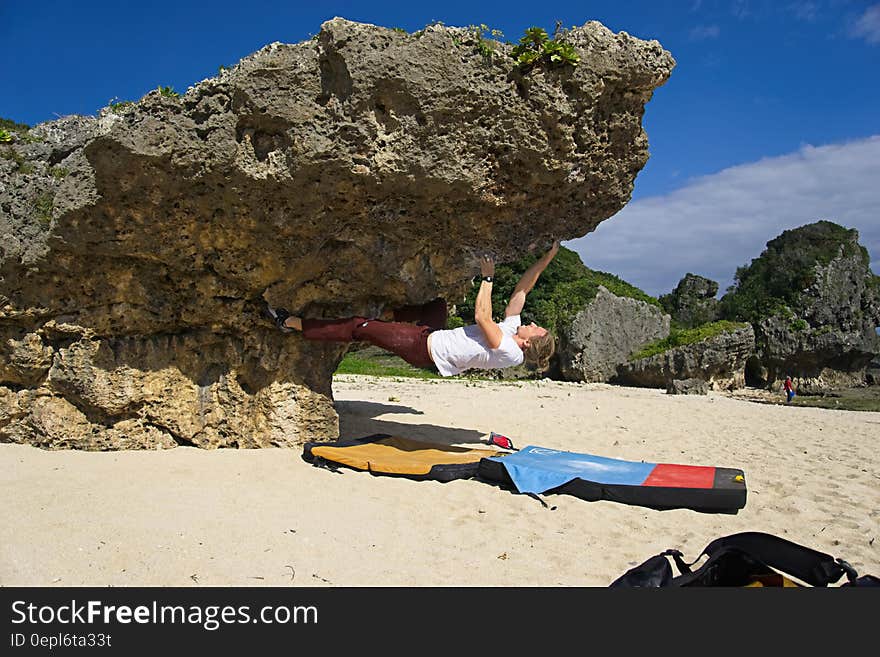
top-left (2, 375), bottom-right (878, 587)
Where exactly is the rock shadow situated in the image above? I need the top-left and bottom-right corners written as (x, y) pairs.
top-left (334, 400), bottom-right (486, 446)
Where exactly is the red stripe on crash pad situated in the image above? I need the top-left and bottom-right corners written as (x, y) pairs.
top-left (642, 463), bottom-right (716, 488)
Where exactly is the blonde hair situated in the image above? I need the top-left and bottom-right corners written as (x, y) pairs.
top-left (524, 332), bottom-right (556, 371)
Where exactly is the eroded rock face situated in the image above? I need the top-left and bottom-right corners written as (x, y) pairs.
top-left (0, 18), bottom-right (674, 449)
top-left (756, 242), bottom-right (880, 392)
top-left (866, 357), bottom-right (880, 386)
top-left (614, 325), bottom-right (755, 391)
top-left (666, 378), bottom-right (709, 395)
top-left (659, 273), bottom-right (720, 328)
top-left (719, 221), bottom-right (880, 393)
top-left (557, 286), bottom-right (670, 382)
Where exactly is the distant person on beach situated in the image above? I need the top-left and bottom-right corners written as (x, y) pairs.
top-left (783, 375), bottom-right (796, 403)
top-left (267, 241), bottom-right (560, 376)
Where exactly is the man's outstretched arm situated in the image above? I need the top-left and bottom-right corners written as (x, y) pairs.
top-left (504, 241), bottom-right (560, 318)
top-left (475, 254), bottom-right (503, 349)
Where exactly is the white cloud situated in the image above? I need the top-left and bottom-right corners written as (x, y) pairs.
top-left (850, 4), bottom-right (880, 44)
top-left (564, 135), bottom-right (880, 299)
top-left (689, 24), bottom-right (721, 40)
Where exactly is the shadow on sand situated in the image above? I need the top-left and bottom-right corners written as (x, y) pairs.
top-left (334, 400), bottom-right (486, 446)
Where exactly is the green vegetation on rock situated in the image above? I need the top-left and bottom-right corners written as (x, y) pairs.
top-left (720, 220), bottom-right (869, 324)
top-left (1, 146), bottom-right (32, 173)
top-left (33, 194), bottom-right (54, 226)
top-left (0, 117), bottom-right (41, 143)
top-left (630, 320), bottom-right (750, 360)
top-left (511, 26), bottom-right (580, 70)
top-left (0, 117), bottom-right (31, 135)
top-left (449, 24), bottom-right (505, 61)
top-left (109, 99), bottom-right (135, 114)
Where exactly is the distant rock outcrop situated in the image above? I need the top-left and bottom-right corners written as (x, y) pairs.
top-left (720, 221), bottom-right (880, 393)
top-left (0, 18), bottom-right (675, 449)
top-left (867, 356), bottom-right (880, 386)
top-left (659, 273), bottom-right (720, 328)
top-left (614, 324), bottom-right (755, 390)
top-left (666, 378), bottom-right (709, 395)
top-left (557, 286), bottom-right (670, 382)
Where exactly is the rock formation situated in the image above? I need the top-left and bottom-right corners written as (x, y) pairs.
top-left (556, 286), bottom-right (670, 382)
top-left (666, 378), bottom-right (709, 395)
top-left (614, 324), bottom-right (755, 390)
top-left (720, 221), bottom-right (880, 393)
top-left (0, 18), bottom-right (675, 448)
top-left (659, 273), bottom-right (720, 328)
top-left (867, 356), bottom-right (880, 386)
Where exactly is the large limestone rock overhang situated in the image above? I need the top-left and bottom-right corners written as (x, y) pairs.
top-left (0, 18), bottom-right (675, 448)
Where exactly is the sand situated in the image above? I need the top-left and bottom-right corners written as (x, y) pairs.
top-left (2, 375), bottom-right (878, 587)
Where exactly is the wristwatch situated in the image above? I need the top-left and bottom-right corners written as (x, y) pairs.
top-left (482, 276), bottom-right (494, 283)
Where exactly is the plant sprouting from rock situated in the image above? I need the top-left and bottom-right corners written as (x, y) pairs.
top-left (512, 26), bottom-right (580, 71)
top-left (108, 97), bottom-right (135, 114)
top-left (452, 24), bottom-right (504, 61)
top-left (0, 118), bottom-right (40, 143)
top-left (1, 146), bottom-right (32, 173)
top-left (33, 194), bottom-right (54, 226)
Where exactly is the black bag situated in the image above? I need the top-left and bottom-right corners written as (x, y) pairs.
top-left (610, 531), bottom-right (880, 587)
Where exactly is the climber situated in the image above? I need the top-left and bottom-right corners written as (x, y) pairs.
top-left (266, 241), bottom-right (560, 376)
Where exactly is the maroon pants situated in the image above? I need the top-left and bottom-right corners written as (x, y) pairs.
top-left (301, 298), bottom-right (448, 369)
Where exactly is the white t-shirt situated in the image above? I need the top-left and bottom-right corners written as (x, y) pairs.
top-left (429, 315), bottom-right (524, 377)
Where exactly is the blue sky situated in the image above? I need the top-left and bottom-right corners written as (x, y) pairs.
top-left (2, 0), bottom-right (879, 297)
